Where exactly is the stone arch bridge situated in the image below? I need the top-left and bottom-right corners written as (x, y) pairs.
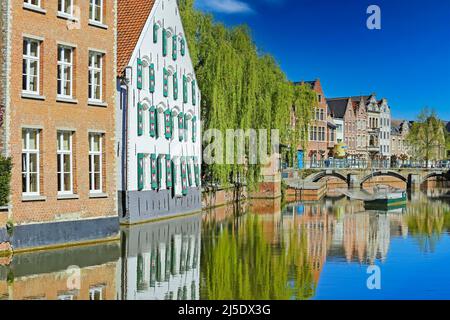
top-left (304, 168), bottom-right (450, 189)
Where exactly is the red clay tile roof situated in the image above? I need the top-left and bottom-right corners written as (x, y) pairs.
top-left (117, 0), bottom-right (156, 76)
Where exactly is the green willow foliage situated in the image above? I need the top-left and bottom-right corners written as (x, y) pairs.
top-left (179, 0), bottom-right (316, 187)
top-left (201, 214), bottom-right (316, 300)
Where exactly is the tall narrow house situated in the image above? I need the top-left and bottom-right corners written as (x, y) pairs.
top-left (0, 1), bottom-right (118, 250)
top-left (117, 0), bottom-right (202, 224)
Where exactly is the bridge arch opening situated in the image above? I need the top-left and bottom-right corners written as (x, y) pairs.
top-left (360, 171), bottom-right (408, 189)
top-left (310, 172), bottom-right (348, 184)
top-left (421, 173), bottom-right (450, 188)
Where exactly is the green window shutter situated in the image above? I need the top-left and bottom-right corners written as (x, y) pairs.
top-left (153, 23), bottom-right (159, 43)
top-left (164, 109), bottom-right (172, 139)
top-left (194, 157), bottom-right (200, 187)
top-left (171, 160), bottom-right (177, 193)
top-left (187, 160), bottom-right (192, 186)
top-left (137, 58), bottom-right (143, 90)
top-left (165, 154), bottom-right (173, 188)
top-left (180, 38), bottom-right (185, 56)
top-left (192, 116), bottom-right (197, 143)
top-left (151, 154), bottom-right (158, 190)
top-left (181, 157), bottom-right (188, 196)
top-left (162, 28), bottom-right (167, 56)
top-left (137, 103), bottom-right (144, 136)
top-left (173, 72), bottom-right (178, 100)
top-left (192, 80), bottom-right (196, 105)
top-left (163, 68), bottom-right (169, 97)
top-left (157, 157), bottom-right (162, 189)
top-left (178, 112), bottom-right (184, 142)
top-left (184, 113), bottom-right (188, 141)
top-left (137, 153), bottom-right (144, 191)
top-left (172, 35), bottom-right (177, 61)
top-left (149, 106), bottom-right (157, 138)
top-left (183, 75), bottom-right (188, 103)
top-left (149, 63), bottom-right (155, 93)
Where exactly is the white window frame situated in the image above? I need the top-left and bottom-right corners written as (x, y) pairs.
top-left (89, 133), bottom-right (103, 193)
top-left (23, 38), bottom-right (40, 95)
top-left (58, 0), bottom-right (74, 16)
top-left (24, 0), bottom-right (41, 8)
top-left (88, 51), bottom-right (103, 102)
top-left (22, 129), bottom-right (40, 196)
top-left (89, 287), bottom-right (103, 301)
top-left (57, 131), bottom-right (74, 195)
top-left (57, 45), bottom-right (73, 98)
top-left (89, 0), bottom-right (103, 24)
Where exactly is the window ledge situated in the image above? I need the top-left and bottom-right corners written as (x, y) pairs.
top-left (22, 92), bottom-right (46, 101)
top-left (23, 3), bottom-right (47, 14)
top-left (22, 195), bottom-right (47, 202)
top-left (88, 20), bottom-right (108, 30)
top-left (57, 194), bottom-right (80, 200)
top-left (0, 205), bottom-right (10, 212)
top-left (56, 96), bottom-right (78, 104)
top-left (89, 193), bottom-right (108, 199)
top-left (88, 100), bottom-right (108, 108)
top-left (57, 12), bottom-right (78, 22)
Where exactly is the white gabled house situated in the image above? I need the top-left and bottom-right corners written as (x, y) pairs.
top-left (117, 0), bottom-right (201, 224)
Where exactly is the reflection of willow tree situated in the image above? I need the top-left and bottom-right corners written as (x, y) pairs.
top-left (201, 215), bottom-right (315, 300)
top-left (406, 201), bottom-right (450, 253)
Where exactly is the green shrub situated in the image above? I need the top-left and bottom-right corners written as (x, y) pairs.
top-left (0, 156), bottom-right (12, 207)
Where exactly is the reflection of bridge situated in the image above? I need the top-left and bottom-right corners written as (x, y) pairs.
top-left (301, 168), bottom-right (450, 189)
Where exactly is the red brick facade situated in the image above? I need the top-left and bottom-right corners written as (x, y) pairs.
top-left (3, 1), bottom-right (117, 225)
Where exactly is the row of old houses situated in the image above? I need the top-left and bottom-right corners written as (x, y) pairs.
top-left (296, 79), bottom-right (412, 168)
top-left (0, 0), bottom-right (202, 251)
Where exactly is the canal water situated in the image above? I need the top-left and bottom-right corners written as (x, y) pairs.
top-left (1, 188), bottom-right (450, 300)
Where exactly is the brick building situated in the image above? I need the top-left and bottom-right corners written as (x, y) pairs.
top-left (391, 120), bottom-right (411, 163)
top-left (327, 98), bottom-right (358, 159)
top-left (328, 94), bottom-right (391, 165)
top-left (296, 79), bottom-right (336, 168)
top-left (0, 0), bottom-right (118, 250)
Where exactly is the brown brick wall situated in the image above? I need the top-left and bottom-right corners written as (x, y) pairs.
top-left (8, 1), bottom-right (117, 224)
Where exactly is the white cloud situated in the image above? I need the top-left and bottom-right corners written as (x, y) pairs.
top-left (197, 0), bottom-right (254, 14)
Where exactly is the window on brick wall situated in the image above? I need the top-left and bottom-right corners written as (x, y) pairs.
top-left (89, 133), bottom-right (103, 193)
top-left (58, 0), bottom-right (74, 16)
top-left (57, 45), bottom-right (74, 98)
top-left (22, 128), bottom-right (40, 196)
top-left (23, 38), bottom-right (40, 95)
top-left (24, 0), bottom-right (41, 8)
top-left (89, 287), bottom-right (103, 300)
top-left (57, 131), bottom-right (74, 195)
top-left (89, 0), bottom-right (103, 23)
top-left (88, 51), bottom-right (103, 102)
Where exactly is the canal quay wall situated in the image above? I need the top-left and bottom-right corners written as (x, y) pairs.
top-left (202, 179), bottom-right (282, 210)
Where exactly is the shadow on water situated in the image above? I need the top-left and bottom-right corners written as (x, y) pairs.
top-left (1, 188), bottom-right (450, 300)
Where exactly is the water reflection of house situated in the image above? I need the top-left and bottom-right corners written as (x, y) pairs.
top-left (282, 202), bottom-right (334, 282)
top-left (119, 214), bottom-right (201, 300)
top-left (0, 243), bottom-right (120, 300)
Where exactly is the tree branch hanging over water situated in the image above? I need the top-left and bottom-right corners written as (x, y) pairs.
top-left (179, 0), bottom-right (316, 188)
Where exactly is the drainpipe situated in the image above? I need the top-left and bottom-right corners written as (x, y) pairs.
top-left (121, 67), bottom-right (132, 217)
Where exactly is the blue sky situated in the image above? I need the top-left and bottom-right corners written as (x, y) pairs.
top-left (195, 0), bottom-right (450, 120)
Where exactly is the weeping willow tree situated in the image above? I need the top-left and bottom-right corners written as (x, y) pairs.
top-left (179, 0), bottom-right (316, 188)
